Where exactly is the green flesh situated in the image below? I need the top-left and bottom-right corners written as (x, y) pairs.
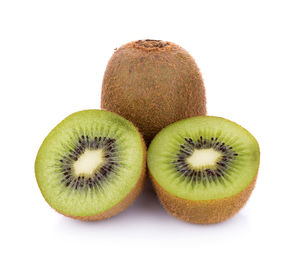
top-left (147, 116), bottom-right (260, 201)
top-left (35, 110), bottom-right (144, 217)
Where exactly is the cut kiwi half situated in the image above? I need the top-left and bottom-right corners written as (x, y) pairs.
top-left (35, 110), bottom-right (146, 220)
top-left (147, 116), bottom-right (260, 224)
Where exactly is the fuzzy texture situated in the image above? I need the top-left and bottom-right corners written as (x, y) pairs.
top-left (150, 172), bottom-right (257, 224)
top-left (59, 133), bottom-right (146, 221)
top-left (101, 40), bottom-right (206, 144)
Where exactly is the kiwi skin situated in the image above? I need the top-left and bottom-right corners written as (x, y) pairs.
top-left (101, 39), bottom-right (206, 145)
top-left (35, 111), bottom-right (147, 221)
top-left (150, 173), bottom-right (257, 224)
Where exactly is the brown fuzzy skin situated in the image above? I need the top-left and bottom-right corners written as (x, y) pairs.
top-left (150, 173), bottom-right (257, 224)
top-left (61, 133), bottom-right (147, 221)
top-left (101, 40), bottom-right (206, 145)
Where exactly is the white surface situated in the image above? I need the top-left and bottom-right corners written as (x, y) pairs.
top-left (73, 149), bottom-right (105, 177)
top-left (187, 148), bottom-right (222, 168)
top-left (0, 0), bottom-right (299, 258)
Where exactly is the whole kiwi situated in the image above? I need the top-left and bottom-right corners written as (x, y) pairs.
top-left (101, 39), bottom-right (206, 145)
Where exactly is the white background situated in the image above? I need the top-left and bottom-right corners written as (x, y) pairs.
top-left (0, 0), bottom-right (299, 258)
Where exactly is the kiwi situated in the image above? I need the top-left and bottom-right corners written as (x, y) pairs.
top-left (147, 116), bottom-right (260, 224)
top-left (35, 110), bottom-right (146, 220)
top-left (101, 39), bottom-right (206, 145)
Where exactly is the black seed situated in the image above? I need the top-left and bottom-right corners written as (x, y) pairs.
top-left (180, 149), bottom-right (190, 155)
top-left (79, 179), bottom-right (84, 187)
top-left (215, 170), bottom-right (222, 176)
top-left (101, 167), bottom-right (108, 171)
top-left (93, 179), bottom-right (99, 186)
top-left (70, 181), bottom-right (76, 188)
top-left (101, 170), bottom-right (108, 176)
top-left (234, 153), bottom-right (238, 156)
top-left (184, 169), bottom-right (192, 176)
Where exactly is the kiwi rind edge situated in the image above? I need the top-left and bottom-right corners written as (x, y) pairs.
top-left (149, 171), bottom-right (257, 224)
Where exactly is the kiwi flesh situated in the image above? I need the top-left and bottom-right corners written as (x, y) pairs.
top-left (101, 39), bottom-right (206, 145)
top-left (35, 110), bottom-right (146, 220)
top-left (147, 116), bottom-right (260, 224)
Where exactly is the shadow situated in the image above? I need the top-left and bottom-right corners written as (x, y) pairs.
top-left (55, 178), bottom-right (251, 239)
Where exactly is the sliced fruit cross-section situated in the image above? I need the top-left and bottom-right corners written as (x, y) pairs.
top-left (35, 110), bottom-right (146, 220)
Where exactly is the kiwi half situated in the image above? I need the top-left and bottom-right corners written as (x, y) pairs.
top-left (147, 116), bottom-right (260, 224)
top-left (101, 39), bottom-right (206, 145)
top-left (35, 110), bottom-right (146, 220)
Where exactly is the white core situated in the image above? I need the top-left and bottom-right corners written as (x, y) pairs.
top-left (73, 149), bottom-right (105, 177)
top-left (186, 148), bottom-right (222, 169)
